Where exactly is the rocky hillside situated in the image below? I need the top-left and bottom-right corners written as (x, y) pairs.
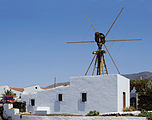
top-left (123, 71), bottom-right (152, 80)
top-left (46, 82), bottom-right (70, 89)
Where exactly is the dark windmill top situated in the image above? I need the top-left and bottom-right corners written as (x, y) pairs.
top-left (67, 8), bottom-right (142, 76)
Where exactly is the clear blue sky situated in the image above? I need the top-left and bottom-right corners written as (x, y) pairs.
top-left (0, 0), bottom-right (151, 87)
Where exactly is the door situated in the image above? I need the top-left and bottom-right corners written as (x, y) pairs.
top-left (123, 92), bottom-right (126, 109)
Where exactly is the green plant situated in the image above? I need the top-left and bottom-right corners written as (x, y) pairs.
top-left (115, 113), bottom-right (121, 117)
top-left (139, 110), bottom-right (152, 120)
top-left (20, 108), bottom-right (25, 112)
top-left (139, 110), bottom-right (152, 117)
top-left (2, 90), bottom-right (16, 97)
top-left (123, 107), bottom-right (136, 112)
top-left (87, 110), bottom-right (99, 116)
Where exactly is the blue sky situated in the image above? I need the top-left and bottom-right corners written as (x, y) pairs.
top-left (0, 0), bottom-right (151, 87)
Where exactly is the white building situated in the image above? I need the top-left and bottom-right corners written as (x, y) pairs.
top-left (21, 74), bottom-right (130, 115)
top-left (10, 88), bottom-right (24, 100)
top-left (22, 85), bottom-right (45, 95)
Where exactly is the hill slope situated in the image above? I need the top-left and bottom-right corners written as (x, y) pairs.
top-left (123, 71), bottom-right (152, 80)
top-left (45, 72), bottom-right (152, 88)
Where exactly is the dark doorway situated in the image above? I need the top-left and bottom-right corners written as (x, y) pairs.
top-left (123, 92), bottom-right (126, 109)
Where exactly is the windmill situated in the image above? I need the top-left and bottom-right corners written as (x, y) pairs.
top-left (67, 8), bottom-right (142, 76)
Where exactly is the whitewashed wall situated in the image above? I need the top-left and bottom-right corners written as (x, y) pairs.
top-left (3, 104), bottom-right (146, 120)
top-left (22, 85), bottom-right (44, 95)
top-left (3, 104), bottom-right (19, 119)
top-left (22, 74), bottom-right (130, 115)
top-left (11, 89), bottom-right (22, 99)
top-left (21, 85), bottom-right (45, 112)
top-left (117, 75), bottom-right (130, 112)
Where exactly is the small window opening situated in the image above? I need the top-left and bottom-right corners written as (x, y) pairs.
top-left (82, 93), bottom-right (87, 102)
top-left (58, 94), bottom-right (62, 101)
top-left (35, 87), bottom-right (37, 89)
top-left (31, 99), bottom-right (35, 106)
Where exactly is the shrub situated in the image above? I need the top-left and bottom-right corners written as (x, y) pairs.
top-left (123, 107), bottom-right (136, 112)
top-left (115, 113), bottom-right (121, 117)
top-left (139, 110), bottom-right (152, 120)
top-left (87, 110), bottom-right (99, 116)
top-left (139, 110), bottom-right (152, 117)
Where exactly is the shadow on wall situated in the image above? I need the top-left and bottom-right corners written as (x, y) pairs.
top-left (78, 99), bottom-right (85, 111)
top-left (54, 101), bottom-right (60, 112)
top-left (27, 105), bottom-right (34, 113)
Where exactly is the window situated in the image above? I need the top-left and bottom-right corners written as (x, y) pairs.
top-left (58, 94), bottom-right (62, 101)
top-left (31, 99), bottom-right (35, 106)
top-left (82, 93), bottom-right (87, 102)
top-left (35, 87), bottom-right (37, 89)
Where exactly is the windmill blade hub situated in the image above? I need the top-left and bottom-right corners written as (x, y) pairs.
top-left (95, 32), bottom-right (106, 49)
